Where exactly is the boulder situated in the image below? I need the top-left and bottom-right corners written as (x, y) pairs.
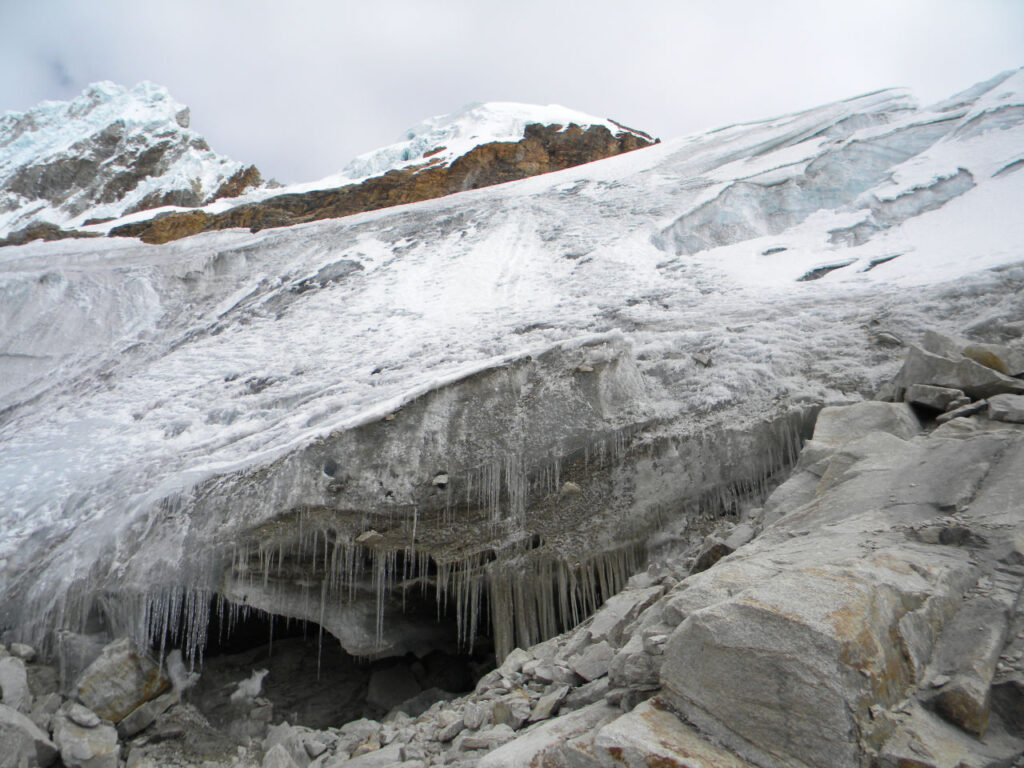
top-left (585, 586), bottom-right (663, 645)
top-left (325, 743), bottom-right (403, 768)
top-left (0, 703), bottom-right (57, 767)
top-left (491, 693), bottom-right (531, 730)
top-left (812, 401), bottom-right (921, 446)
top-left (116, 689), bottom-right (178, 739)
top-left (52, 711), bottom-right (119, 768)
top-left (263, 743), bottom-right (300, 768)
top-left (456, 724), bottom-right (515, 751)
top-left (876, 700), bottom-right (1024, 768)
top-left (892, 345), bottom-right (1024, 400)
top-left (593, 699), bottom-right (757, 767)
top-left (568, 641), bottom-right (614, 682)
top-left (922, 595), bottom-right (1009, 735)
top-left (477, 702), bottom-right (619, 768)
top-left (936, 399), bottom-right (988, 424)
top-left (529, 683), bottom-right (570, 722)
top-left (904, 383), bottom-right (968, 411)
top-left (0, 656), bottom-right (30, 712)
top-left (988, 393), bottom-right (1024, 424)
top-left (74, 638), bottom-right (169, 723)
top-left (7, 645), bottom-right (36, 663)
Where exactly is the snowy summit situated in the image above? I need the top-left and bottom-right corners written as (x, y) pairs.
top-left (0, 81), bottom-right (260, 238)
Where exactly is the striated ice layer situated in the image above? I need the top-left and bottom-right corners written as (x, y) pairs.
top-left (2, 69), bottom-right (1024, 662)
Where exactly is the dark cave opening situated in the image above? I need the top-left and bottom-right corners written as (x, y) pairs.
top-left (165, 592), bottom-right (495, 732)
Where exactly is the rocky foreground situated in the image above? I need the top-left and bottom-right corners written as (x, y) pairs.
top-left (3, 330), bottom-right (1023, 767)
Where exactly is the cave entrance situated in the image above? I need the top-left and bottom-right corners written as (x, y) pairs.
top-left (170, 592), bottom-right (494, 732)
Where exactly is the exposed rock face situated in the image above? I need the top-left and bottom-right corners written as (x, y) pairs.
top-left (0, 221), bottom-right (99, 248)
top-left (110, 123), bottom-right (654, 243)
top-left (0, 82), bottom-right (262, 239)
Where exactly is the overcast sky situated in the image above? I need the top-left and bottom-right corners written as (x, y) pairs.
top-left (1, 0), bottom-right (1022, 183)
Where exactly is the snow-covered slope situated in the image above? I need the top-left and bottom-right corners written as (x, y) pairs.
top-left (0, 81), bottom-right (260, 237)
top-left (1, 69), bottom-right (1023, 658)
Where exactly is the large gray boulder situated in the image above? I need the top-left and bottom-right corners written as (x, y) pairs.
top-left (0, 703), bottom-right (57, 768)
top-left (811, 400), bottom-right (921, 445)
top-left (892, 345), bottom-right (1024, 400)
top-left (74, 638), bottom-right (169, 724)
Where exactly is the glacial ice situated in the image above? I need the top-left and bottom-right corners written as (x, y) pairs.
top-left (2, 69), bottom-right (1024, 664)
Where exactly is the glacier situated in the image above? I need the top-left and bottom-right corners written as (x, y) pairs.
top-left (2, 68), bottom-right (1024, 672)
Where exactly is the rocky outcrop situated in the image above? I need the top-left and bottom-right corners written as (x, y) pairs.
top-left (0, 222), bottom-right (99, 248)
top-left (0, 82), bottom-right (262, 238)
top-left (110, 123), bottom-right (655, 244)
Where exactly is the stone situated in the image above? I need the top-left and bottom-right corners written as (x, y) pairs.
top-left (462, 701), bottom-right (489, 730)
top-left (564, 677), bottom-right (610, 711)
top-left (366, 665), bottom-right (421, 712)
top-left (608, 634), bottom-right (659, 688)
top-left (116, 690), bottom-right (178, 738)
top-left (491, 693), bottom-right (532, 730)
top-left (723, 522), bottom-right (755, 550)
top-left (922, 596), bottom-right (1010, 735)
top-left (7, 645), bottom-right (35, 663)
top-left (497, 648), bottom-right (532, 676)
top-left (52, 712), bottom-right (119, 768)
top-left (963, 344), bottom-right (1012, 374)
top-left (26, 664), bottom-right (58, 699)
top-left (594, 699), bottom-right (757, 768)
top-left (0, 656), bottom-right (30, 712)
top-left (477, 702), bottom-right (619, 768)
top-left (893, 345), bottom-right (1024, 400)
top-left (74, 638), bottom-right (169, 724)
top-left (812, 401), bottom-right (922, 446)
top-left (936, 399), bottom-right (989, 424)
top-left (691, 536), bottom-right (734, 574)
top-left (905, 383), bottom-right (968, 411)
top-left (29, 692), bottom-right (62, 733)
top-left (325, 743), bottom-right (403, 767)
top-left (436, 716), bottom-right (464, 742)
top-left (585, 586), bottom-right (663, 645)
top-left (568, 641), bottom-right (614, 682)
top-left (988, 393), bottom-right (1024, 423)
top-left (264, 743), bottom-right (301, 768)
top-left (305, 738), bottom-right (328, 759)
top-left (0, 703), bottom-right (58, 767)
top-left (529, 684), bottom-right (570, 722)
top-left (877, 700), bottom-right (1024, 768)
top-left (457, 724), bottom-right (515, 751)
top-left (64, 702), bottom-right (101, 728)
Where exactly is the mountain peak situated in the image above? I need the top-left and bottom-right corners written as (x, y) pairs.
top-left (0, 81), bottom-right (261, 239)
top-left (336, 100), bottom-right (652, 184)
